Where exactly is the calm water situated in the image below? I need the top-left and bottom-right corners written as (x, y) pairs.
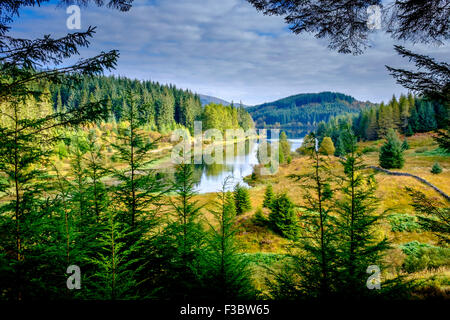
top-left (193, 138), bottom-right (304, 193)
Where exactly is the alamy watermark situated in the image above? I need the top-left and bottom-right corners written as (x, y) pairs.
top-left (66, 5), bottom-right (81, 30)
top-left (66, 265), bottom-right (81, 290)
top-left (367, 5), bottom-right (382, 30)
top-left (366, 265), bottom-right (381, 290)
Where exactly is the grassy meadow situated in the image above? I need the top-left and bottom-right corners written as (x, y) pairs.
top-left (188, 132), bottom-right (449, 297)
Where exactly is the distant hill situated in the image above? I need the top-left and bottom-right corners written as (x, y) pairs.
top-left (198, 94), bottom-right (231, 106)
top-left (247, 92), bottom-right (375, 132)
top-left (198, 94), bottom-right (250, 108)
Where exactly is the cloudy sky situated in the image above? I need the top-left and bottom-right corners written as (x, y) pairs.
top-left (10, 0), bottom-right (449, 105)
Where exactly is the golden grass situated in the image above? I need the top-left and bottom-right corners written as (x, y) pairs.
top-left (190, 133), bottom-right (450, 294)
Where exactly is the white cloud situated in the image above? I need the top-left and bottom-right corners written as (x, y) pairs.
top-left (9, 0), bottom-right (449, 105)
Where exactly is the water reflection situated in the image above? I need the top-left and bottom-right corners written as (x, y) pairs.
top-left (192, 137), bottom-right (303, 193)
top-left (159, 137), bottom-right (304, 194)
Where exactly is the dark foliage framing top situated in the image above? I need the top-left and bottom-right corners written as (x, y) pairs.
top-left (247, 0), bottom-right (449, 55)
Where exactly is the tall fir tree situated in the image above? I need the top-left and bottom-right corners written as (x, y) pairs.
top-left (233, 183), bottom-right (252, 215)
top-left (271, 133), bottom-right (338, 299)
top-left (263, 184), bottom-right (274, 208)
top-left (379, 129), bottom-right (405, 169)
top-left (155, 163), bottom-right (206, 299)
top-left (335, 130), bottom-right (389, 297)
top-left (201, 178), bottom-right (254, 299)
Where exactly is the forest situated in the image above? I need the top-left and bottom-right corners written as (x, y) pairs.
top-left (247, 92), bottom-right (375, 130)
top-left (315, 94), bottom-right (448, 156)
top-left (0, 0), bottom-right (449, 306)
top-left (49, 75), bottom-right (254, 134)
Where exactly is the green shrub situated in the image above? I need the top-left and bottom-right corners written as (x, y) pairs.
top-left (401, 139), bottom-right (409, 150)
top-left (361, 146), bottom-right (378, 154)
top-left (431, 162), bottom-right (443, 174)
top-left (400, 241), bottom-right (450, 273)
top-left (415, 147), bottom-right (429, 153)
top-left (319, 137), bottom-right (335, 155)
top-left (387, 214), bottom-right (422, 232)
top-left (399, 241), bottom-right (432, 256)
top-left (253, 207), bottom-right (267, 226)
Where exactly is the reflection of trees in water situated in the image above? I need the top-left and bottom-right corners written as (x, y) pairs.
top-left (266, 128), bottom-right (308, 139)
top-left (159, 139), bottom-right (257, 189)
top-left (193, 139), bottom-right (255, 180)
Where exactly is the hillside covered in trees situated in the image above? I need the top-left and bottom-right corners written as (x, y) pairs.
top-left (247, 92), bottom-right (375, 133)
top-left (50, 75), bottom-right (254, 133)
top-left (315, 94), bottom-right (448, 156)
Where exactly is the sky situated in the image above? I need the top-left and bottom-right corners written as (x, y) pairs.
top-left (10, 0), bottom-right (449, 105)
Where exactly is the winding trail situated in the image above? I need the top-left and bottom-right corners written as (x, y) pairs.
top-left (337, 155), bottom-right (449, 201)
top-left (368, 165), bottom-right (450, 202)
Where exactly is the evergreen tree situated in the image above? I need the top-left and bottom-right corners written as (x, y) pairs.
top-left (110, 90), bottom-right (167, 229)
top-left (366, 108), bottom-right (378, 141)
top-left (431, 162), bottom-right (443, 174)
top-left (379, 129), bottom-right (405, 169)
top-left (399, 94), bottom-right (410, 133)
top-left (201, 178), bottom-right (254, 299)
top-left (334, 134), bottom-right (345, 157)
top-left (377, 103), bottom-right (394, 138)
top-left (268, 192), bottom-right (298, 239)
top-left (84, 130), bottom-right (108, 222)
top-left (406, 188), bottom-right (449, 246)
top-left (408, 103), bottom-right (420, 133)
top-left (0, 89), bottom-right (108, 300)
top-left (401, 138), bottom-right (409, 150)
top-left (279, 131), bottom-right (291, 164)
top-left (335, 130), bottom-right (389, 297)
top-left (263, 184), bottom-right (274, 208)
top-left (156, 163), bottom-right (205, 299)
top-left (87, 209), bottom-right (141, 300)
top-left (233, 183), bottom-right (252, 215)
top-left (272, 132), bottom-right (338, 299)
top-left (109, 90), bottom-right (168, 298)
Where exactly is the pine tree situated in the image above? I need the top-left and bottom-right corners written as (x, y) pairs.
top-left (263, 184), bottom-right (274, 208)
top-left (201, 178), bottom-right (254, 299)
top-left (279, 131), bottom-right (291, 164)
top-left (406, 187), bottom-right (449, 246)
top-left (0, 89), bottom-right (107, 300)
top-left (431, 162), bottom-right (443, 174)
top-left (408, 103), bottom-right (420, 133)
top-left (268, 192), bottom-right (298, 239)
top-left (366, 108), bottom-right (378, 140)
top-left (402, 138), bottom-right (409, 150)
top-left (391, 95), bottom-right (401, 129)
top-left (110, 90), bottom-right (167, 230)
top-left (155, 163), bottom-right (205, 299)
top-left (335, 130), bottom-right (389, 297)
top-left (379, 129), bottom-right (405, 169)
top-left (334, 134), bottom-right (345, 157)
top-left (84, 130), bottom-right (108, 222)
top-left (399, 94), bottom-right (410, 133)
top-left (377, 103), bottom-right (394, 138)
top-left (87, 209), bottom-right (141, 300)
top-left (272, 132), bottom-right (338, 299)
top-left (233, 183), bottom-right (252, 215)
top-left (109, 90), bottom-right (168, 298)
